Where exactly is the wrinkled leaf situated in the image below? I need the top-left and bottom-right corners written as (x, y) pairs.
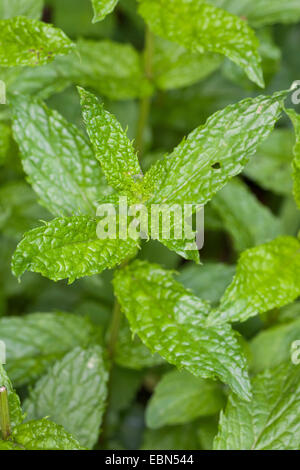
top-left (114, 260), bottom-right (251, 400)
top-left (210, 236), bottom-right (300, 325)
top-left (12, 216), bottom-right (139, 283)
top-left (0, 17), bottom-right (74, 67)
top-left (214, 363), bottom-right (300, 450)
top-left (13, 419), bottom-right (84, 450)
top-left (10, 94), bottom-right (110, 216)
top-left (79, 88), bottom-right (143, 198)
top-left (144, 91), bottom-right (287, 206)
top-left (138, 0), bottom-right (264, 87)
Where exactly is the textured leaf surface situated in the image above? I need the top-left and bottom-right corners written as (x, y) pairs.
top-left (79, 88), bottom-right (143, 197)
top-left (0, 17), bottom-right (74, 67)
top-left (243, 129), bottom-right (294, 196)
top-left (214, 363), bottom-right (300, 450)
top-left (91, 0), bottom-right (119, 22)
top-left (144, 92), bottom-right (286, 206)
top-left (114, 260), bottom-right (251, 400)
top-left (286, 109), bottom-right (300, 210)
top-left (12, 216), bottom-right (139, 283)
top-left (250, 318), bottom-right (300, 373)
top-left (210, 0), bottom-right (300, 27)
top-left (115, 316), bottom-right (164, 370)
top-left (0, 365), bottom-right (23, 428)
top-left (153, 37), bottom-right (222, 91)
top-left (0, 440), bottom-right (23, 450)
top-left (62, 39), bottom-right (153, 100)
top-left (210, 237), bottom-right (300, 325)
top-left (13, 419), bottom-right (84, 450)
top-left (177, 262), bottom-right (235, 305)
top-left (146, 370), bottom-right (225, 428)
top-left (211, 179), bottom-right (282, 252)
top-left (24, 346), bottom-right (108, 448)
top-left (138, 0), bottom-right (263, 87)
top-left (0, 312), bottom-right (96, 386)
top-left (0, 0), bottom-right (44, 19)
top-left (10, 94), bottom-right (109, 216)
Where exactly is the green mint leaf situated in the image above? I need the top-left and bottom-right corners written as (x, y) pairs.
top-left (177, 262), bottom-right (235, 305)
top-left (0, 0), bottom-right (44, 20)
top-left (10, 94), bottom-right (110, 216)
top-left (146, 369), bottom-right (225, 428)
top-left (0, 63), bottom-right (71, 99)
top-left (214, 363), bottom-right (300, 450)
top-left (243, 129), bottom-right (294, 196)
top-left (0, 440), bottom-right (23, 450)
top-left (138, 0), bottom-right (264, 87)
top-left (13, 419), bottom-right (84, 450)
top-left (286, 108), bottom-right (300, 210)
top-left (144, 91), bottom-right (286, 206)
top-left (0, 312), bottom-right (97, 387)
top-left (209, 0), bottom-right (300, 28)
top-left (210, 236), bottom-right (300, 325)
top-left (61, 39), bottom-right (153, 100)
top-left (250, 317), bottom-right (300, 373)
top-left (24, 346), bottom-right (108, 449)
top-left (115, 316), bottom-right (164, 370)
top-left (114, 260), bottom-right (251, 400)
top-left (91, 0), bottom-right (119, 23)
top-left (12, 216), bottom-right (139, 283)
top-left (0, 364), bottom-right (24, 428)
top-left (79, 88), bottom-right (143, 197)
top-left (152, 36), bottom-right (222, 91)
top-left (210, 178), bottom-right (283, 252)
top-left (0, 17), bottom-right (74, 67)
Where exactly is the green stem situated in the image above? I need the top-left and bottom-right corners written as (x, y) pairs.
top-left (135, 27), bottom-right (154, 157)
top-left (0, 386), bottom-right (11, 440)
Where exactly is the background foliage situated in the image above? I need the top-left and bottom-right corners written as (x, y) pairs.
top-left (0, 0), bottom-right (300, 450)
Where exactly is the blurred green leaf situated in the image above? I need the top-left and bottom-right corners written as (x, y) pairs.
top-left (24, 346), bottom-right (108, 448)
top-left (146, 370), bottom-right (225, 428)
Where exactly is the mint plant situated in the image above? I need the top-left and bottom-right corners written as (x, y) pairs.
top-left (0, 0), bottom-right (300, 451)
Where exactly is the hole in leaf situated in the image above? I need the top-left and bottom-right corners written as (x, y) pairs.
top-left (211, 162), bottom-right (221, 169)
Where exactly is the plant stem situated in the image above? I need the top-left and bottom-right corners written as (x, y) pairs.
top-left (135, 27), bottom-right (154, 157)
top-left (0, 386), bottom-right (11, 440)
